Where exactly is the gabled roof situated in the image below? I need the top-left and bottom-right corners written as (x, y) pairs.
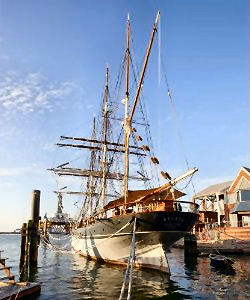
top-left (243, 166), bottom-right (250, 173)
top-left (193, 181), bottom-right (232, 199)
top-left (228, 166), bottom-right (250, 194)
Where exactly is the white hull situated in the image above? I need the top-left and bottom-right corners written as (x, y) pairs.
top-left (71, 231), bottom-right (186, 273)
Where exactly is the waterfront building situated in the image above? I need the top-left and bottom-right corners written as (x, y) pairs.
top-left (193, 167), bottom-right (250, 241)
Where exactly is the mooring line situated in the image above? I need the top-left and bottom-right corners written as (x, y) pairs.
top-left (41, 219), bottom-right (133, 254)
top-left (41, 236), bottom-right (72, 253)
top-left (47, 232), bottom-right (72, 241)
top-left (72, 219), bottom-right (133, 253)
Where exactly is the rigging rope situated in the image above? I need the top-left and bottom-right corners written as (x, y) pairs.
top-left (158, 14), bottom-right (161, 87)
top-left (119, 218), bottom-right (136, 300)
top-left (161, 56), bottom-right (196, 195)
top-left (41, 235), bottom-right (72, 253)
top-left (70, 219), bottom-right (133, 254)
top-left (47, 232), bottom-right (72, 241)
top-left (175, 174), bottom-right (195, 191)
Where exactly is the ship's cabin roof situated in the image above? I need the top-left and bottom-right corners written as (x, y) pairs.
top-left (104, 187), bottom-right (185, 210)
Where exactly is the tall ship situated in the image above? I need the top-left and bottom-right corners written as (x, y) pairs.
top-left (50, 12), bottom-right (199, 273)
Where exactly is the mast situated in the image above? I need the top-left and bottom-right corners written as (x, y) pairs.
top-left (50, 12), bottom-right (161, 214)
top-left (101, 66), bottom-right (109, 209)
top-left (57, 192), bottom-right (63, 214)
top-left (129, 11), bottom-right (160, 123)
top-left (88, 117), bottom-right (96, 214)
top-left (123, 14), bottom-right (130, 204)
top-left (123, 11), bottom-right (160, 205)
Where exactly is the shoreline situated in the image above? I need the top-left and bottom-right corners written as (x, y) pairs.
top-left (0, 232), bottom-right (20, 234)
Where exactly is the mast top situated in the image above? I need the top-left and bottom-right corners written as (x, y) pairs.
top-left (105, 64), bottom-right (109, 87)
top-left (155, 11), bottom-right (160, 25)
top-left (128, 10), bottom-right (161, 124)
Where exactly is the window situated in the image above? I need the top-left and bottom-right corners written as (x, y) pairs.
top-left (236, 191), bottom-right (241, 202)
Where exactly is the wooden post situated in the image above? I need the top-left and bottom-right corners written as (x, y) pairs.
top-left (29, 190), bottom-right (41, 265)
top-left (43, 218), bottom-right (49, 241)
top-left (19, 190), bottom-right (41, 281)
top-left (28, 220), bottom-right (39, 265)
top-left (184, 234), bottom-right (198, 257)
top-left (30, 190), bottom-right (40, 222)
top-left (19, 223), bottom-right (27, 267)
top-left (216, 192), bottom-right (221, 226)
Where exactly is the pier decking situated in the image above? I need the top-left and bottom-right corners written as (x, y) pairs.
top-left (0, 282), bottom-right (41, 300)
top-left (0, 249), bottom-right (41, 299)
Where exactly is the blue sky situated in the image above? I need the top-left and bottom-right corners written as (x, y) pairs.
top-left (0, 0), bottom-right (249, 231)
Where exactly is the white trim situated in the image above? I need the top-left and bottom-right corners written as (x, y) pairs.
top-left (228, 167), bottom-right (250, 193)
top-left (73, 230), bottom-right (189, 239)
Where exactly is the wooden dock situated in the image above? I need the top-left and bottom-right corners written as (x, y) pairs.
top-left (0, 282), bottom-right (41, 299)
top-left (0, 249), bottom-right (41, 299)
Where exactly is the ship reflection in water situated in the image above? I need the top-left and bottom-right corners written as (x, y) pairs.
top-left (67, 248), bottom-right (250, 300)
top-left (0, 235), bottom-right (250, 299)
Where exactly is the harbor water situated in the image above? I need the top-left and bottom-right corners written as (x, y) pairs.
top-left (0, 234), bottom-right (250, 299)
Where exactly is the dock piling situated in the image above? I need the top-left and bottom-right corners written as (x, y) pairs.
top-left (29, 190), bottom-right (41, 265)
top-left (19, 190), bottom-right (41, 279)
top-left (30, 190), bottom-right (40, 223)
top-left (19, 223), bottom-right (27, 268)
top-left (184, 234), bottom-right (198, 256)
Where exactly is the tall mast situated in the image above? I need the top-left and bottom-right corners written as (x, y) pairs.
top-left (123, 14), bottom-right (130, 204)
top-left (101, 66), bottom-right (109, 209)
top-left (123, 11), bottom-right (160, 205)
top-left (129, 11), bottom-right (160, 123)
top-left (88, 116), bottom-right (96, 215)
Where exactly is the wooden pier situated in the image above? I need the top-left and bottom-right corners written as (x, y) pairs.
top-left (0, 250), bottom-right (41, 299)
top-left (0, 190), bottom-right (42, 299)
top-left (0, 282), bottom-right (41, 300)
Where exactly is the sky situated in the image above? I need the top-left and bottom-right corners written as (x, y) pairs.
top-left (0, 0), bottom-right (249, 231)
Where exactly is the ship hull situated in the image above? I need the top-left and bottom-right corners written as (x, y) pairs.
top-left (71, 211), bottom-right (198, 273)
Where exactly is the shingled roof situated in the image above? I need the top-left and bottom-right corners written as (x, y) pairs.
top-left (231, 201), bottom-right (250, 213)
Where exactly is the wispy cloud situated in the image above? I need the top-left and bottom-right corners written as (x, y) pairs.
top-left (0, 166), bottom-right (46, 177)
top-left (0, 71), bottom-right (79, 116)
top-left (232, 153), bottom-right (249, 165)
top-left (0, 54), bottom-right (10, 61)
top-left (193, 175), bottom-right (232, 192)
top-left (0, 165), bottom-right (56, 191)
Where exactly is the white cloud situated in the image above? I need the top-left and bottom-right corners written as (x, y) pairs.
top-left (0, 166), bottom-right (46, 177)
top-left (193, 175), bottom-right (232, 193)
top-left (0, 71), bottom-right (79, 115)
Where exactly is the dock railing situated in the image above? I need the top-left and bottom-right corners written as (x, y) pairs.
top-left (196, 220), bottom-right (250, 241)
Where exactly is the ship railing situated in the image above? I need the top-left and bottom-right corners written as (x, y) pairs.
top-left (111, 200), bottom-right (199, 216)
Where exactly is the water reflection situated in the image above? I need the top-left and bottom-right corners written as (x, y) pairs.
top-left (184, 255), bottom-right (198, 274)
top-left (211, 264), bottom-right (236, 276)
top-left (68, 254), bottom-right (196, 299)
top-left (1, 235), bottom-right (250, 299)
